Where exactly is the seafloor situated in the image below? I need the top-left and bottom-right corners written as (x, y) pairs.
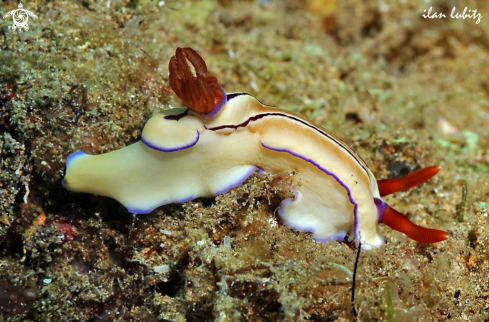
top-left (1, 0), bottom-right (488, 321)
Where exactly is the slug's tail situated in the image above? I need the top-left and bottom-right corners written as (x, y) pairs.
top-left (377, 165), bottom-right (448, 243)
top-left (377, 165), bottom-right (440, 197)
top-left (381, 205), bottom-right (448, 243)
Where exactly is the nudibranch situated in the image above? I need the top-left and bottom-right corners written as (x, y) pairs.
top-left (63, 47), bottom-right (448, 248)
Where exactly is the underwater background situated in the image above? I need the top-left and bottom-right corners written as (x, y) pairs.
top-left (1, 0), bottom-right (488, 320)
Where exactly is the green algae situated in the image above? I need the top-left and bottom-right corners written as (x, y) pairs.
top-left (457, 180), bottom-right (468, 223)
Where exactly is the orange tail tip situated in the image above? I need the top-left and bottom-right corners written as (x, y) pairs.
top-left (381, 205), bottom-right (448, 243)
top-left (169, 47), bottom-right (225, 115)
top-left (377, 166), bottom-right (440, 197)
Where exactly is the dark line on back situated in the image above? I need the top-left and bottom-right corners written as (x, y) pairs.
top-left (207, 112), bottom-right (370, 176)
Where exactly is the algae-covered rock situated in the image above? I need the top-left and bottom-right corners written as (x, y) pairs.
top-left (1, 0), bottom-right (488, 320)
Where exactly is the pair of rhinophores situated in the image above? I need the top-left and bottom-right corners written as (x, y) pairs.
top-left (63, 47), bottom-right (448, 248)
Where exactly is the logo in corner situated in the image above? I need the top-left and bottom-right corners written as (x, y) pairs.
top-left (3, 2), bottom-right (38, 31)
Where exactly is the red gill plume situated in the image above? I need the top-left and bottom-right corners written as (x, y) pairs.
top-left (169, 47), bottom-right (224, 115)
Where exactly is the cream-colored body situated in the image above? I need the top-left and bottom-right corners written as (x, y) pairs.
top-left (64, 94), bottom-right (385, 247)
